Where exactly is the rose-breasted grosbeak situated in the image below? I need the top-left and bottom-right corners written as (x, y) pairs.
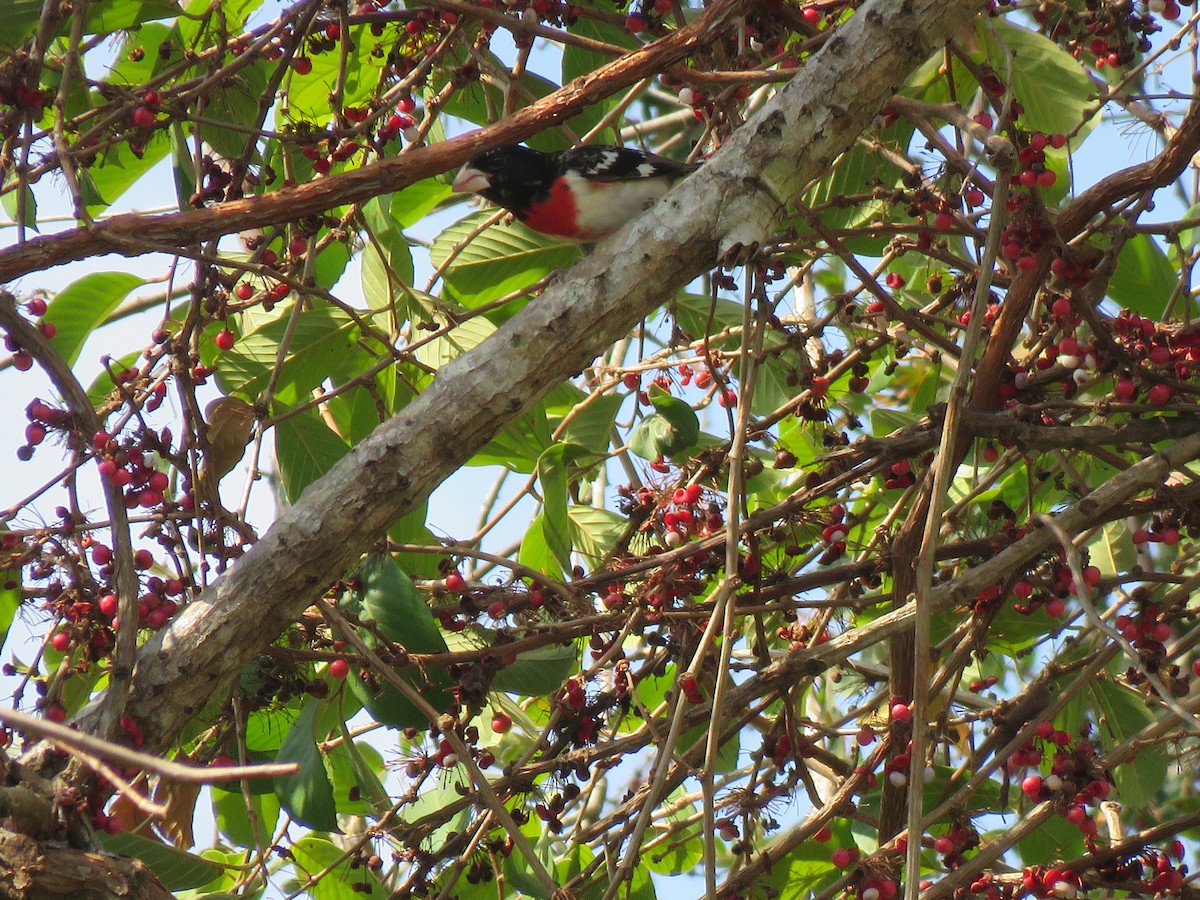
top-left (451, 144), bottom-right (699, 242)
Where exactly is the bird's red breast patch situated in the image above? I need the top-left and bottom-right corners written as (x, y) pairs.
top-left (520, 176), bottom-right (580, 239)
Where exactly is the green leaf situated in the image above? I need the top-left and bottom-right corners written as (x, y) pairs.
top-left (472, 402), bottom-right (553, 471)
top-left (628, 386), bottom-right (700, 459)
top-left (202, 59), bottom-right (269, 160)
top-left (98, 832), bottom-right (224, 891)
top-left (0, 538), bottom-right (21, 651)
top-left (274, 698), bottom-right (338, 832)
top-left (82, 0), bottom-right (181, 33)
top-left (561, 14), bottom-right (638, 138)
top-left (290, 835), bottom-right (386, 899)
top-left (341, 553), bottom-right (453, 729)
top-left (431, 211), bottom-right (580, 306)
top-left (326, 739), bottom-right (386, 817)
top-left (491, 641), bottom-right (578, 695)
top-left (361, 195), bottom-right (416, 291)
top-left (85, 132), bottom-right (171, 215)
top-left (1090, 678), bottom-right (1165, 806)
top-left (274, 408), bottom-right (350, 503)
top-left (978, 19), bottom-right (1098, 137)
top-left (356, 553), bottom-right (448, 653)
top-left (519, 512), bottom-right (563, 579)
top-left (44, 272), bottom-right (144, 367)
top-left (1107, 233), bottom-right (1176, 319)
top-left (390, 178), bottom-right (453, 229)
top-left (758, 840), bottom-right (841, 899)
top-left (0, 183), bottom-right (37, 232)
top-left (546, 382), bottom-right (622, 453)
top-left (567, 505), bottom-right (625, 571)
top-left (215, 305), bottom-right (365, 399)
top-left (414, 313), bottom-right (497, 372)
top-left (536, 445), bottom-right (595, 573)
top-left (800, 118), bottom-right (918, 256)
top-left (0, 0), bottom-right (42, 49)
top-left (214, 787), bottom-right (279, 848)
top-left (1017, 812), bottom-right (1085, 867)
top-left (388, 502), bottom-right (442, 579)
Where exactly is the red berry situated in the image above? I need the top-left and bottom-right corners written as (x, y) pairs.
top-left (51, 631), bottom-right (71, 652)
top-left (1147, 383), bottom-right (1173, 405)
top-left (491, 712), bottom-right (512, 733)
top-left (444, 571), bottom-right (465, 592)
top-left (214, 328), bottom-right (236, 351)
top-left (293, 57), bottom-right (313, 75)
top-left (329, 658), bottom-right (350, 679)
top-left (890, 702), bottom-right (911, 722)
top-left (131, 105), bottom-right (156, 128)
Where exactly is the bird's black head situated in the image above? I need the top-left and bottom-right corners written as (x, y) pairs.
top-left (451, 145), bottom-right (557, 216)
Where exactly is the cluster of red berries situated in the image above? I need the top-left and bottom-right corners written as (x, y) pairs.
top-left (1016, 724), bottom-right (1111, 842)
top-left (93, 428), bottom-right (173, 509)
top-left (818, 502), bottom-right (848, 564)
top-left (1000, 194), bottom-right (1057, 273)
top-left (5, 297), bottom-right (56, 377)
top-left (880, 458), bottom-right (917, 491)
top-left (931, 819), bottom-right (980, 869)
top-left (19, 397), bottom-right (66, 461)
top-left (1034, 0), bottom-right (1160, 72)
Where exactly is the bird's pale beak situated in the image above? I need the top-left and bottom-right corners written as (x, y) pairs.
top-left (452, 164), bottom-right (490, 194)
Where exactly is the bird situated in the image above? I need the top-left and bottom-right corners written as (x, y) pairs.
top-left (451, 144), bottom-right (700, 242)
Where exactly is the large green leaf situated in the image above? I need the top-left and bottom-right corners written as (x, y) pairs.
top-left (978, 19), bottom-right (1098, 138)
top-left (84, 131), bottom-right (172, 215)
top-left (0, 183), bottom-right (37, 231)
top-left (0, 0), bottom-right (42, 49)
top-left (536, 444), bottom-right (597, 573)
top-left (361, 200), bottom-right (415, 291)
top-left (98, 832), bottom-right (224, 891)
top-left (82, 0), bottom-right (181, 33)
top-left (215, 304), bottom-right (364, 398)
top-left (471, 401), bottom-right (553, 471)
top-left (628, 386), bottom-right (700, 460)
top-left (203, 58), bottom-right (270, 160)
top-left (0, 538), bottom-right (21, 652)
top-left (568, 505), bottom-right (626, 571)
top-left (546, 381), bottom-right (623, 453)
top-left (273, 408), bottom-right (351, 503)
top-left (214, 787), bottom-right (279, 848)
top-left (1090, 678), bottom-right (1165, 806)
top-left (414, 313), bottom-right (497, 371)
top-left (491, 641), bottom-right (579, 695)
top-left (1107, 232), bottom-right (1176, 319)
top-left (341, 553), bottom-right (453, 730)
top-left (289, 835), bottom-right (385, 899)
top-left (800, 118), bottom-right (918, 256)
top-left (274, 698), bottom-right (338, 832)
top-left (44, 271), bottom-right (144, 367)
top-left (431, 211), bottom-right (580, 306)
top-left (519, 512), bottom-right (564, 579)
top-left (561, 12), bottom-right (639, 138)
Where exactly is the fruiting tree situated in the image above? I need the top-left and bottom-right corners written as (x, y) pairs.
top-left (1, 0), bottom-right (1200, 896)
